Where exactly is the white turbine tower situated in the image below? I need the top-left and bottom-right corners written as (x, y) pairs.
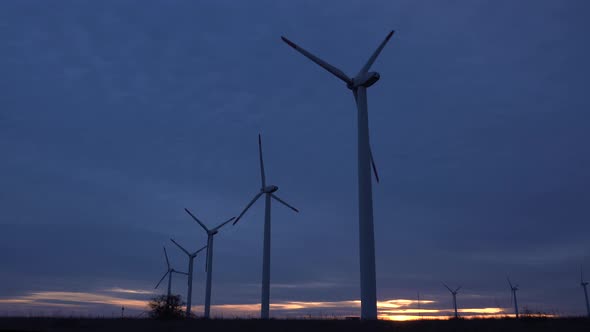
top-left (443, 283), bottom-right (462, 319)
top-left (184, 208), bottom-right (235, 319)
top-left (154, 246), bottom-right (188, 300)
top-left (581, 266), bottom-right (590, 318)
top-left (282, 31), bottom-right (394, 320)
top-left (170, 239), bottom-right (207, 317)
top-left (233, 134), bottom-right (299, 319)
top-left (507, 277), bottom-right (519, 318)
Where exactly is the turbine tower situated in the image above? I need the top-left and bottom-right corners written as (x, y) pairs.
top-left (170, 239), bottom-right (207, 317)
top-left (507, 277), bottom-right (519, 318)
top-left (233, 134), bottom-right (299, 319)
top-left (581, 266), bottom-right (590, 318)
top-left (443, 283), bottom-right (462, 319)
top-left (154, 246), bottom-right (188, 300)
top-left (184, 208), bottom-right (235, 319)
top-left (282, 30), bottom-right (394, 320)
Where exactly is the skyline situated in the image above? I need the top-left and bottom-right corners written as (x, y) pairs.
top-left (1, 0), bottom-right (589, 320)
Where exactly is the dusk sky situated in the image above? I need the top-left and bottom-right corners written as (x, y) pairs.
top-left (1, 0), bottom-right (589, 319)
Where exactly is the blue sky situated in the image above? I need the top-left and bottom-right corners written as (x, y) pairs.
top-left (1, 0), bottom-right (589, 319)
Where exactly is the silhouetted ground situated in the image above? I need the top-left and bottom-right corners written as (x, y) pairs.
top-left (0, 317), bottom-right (588, 332)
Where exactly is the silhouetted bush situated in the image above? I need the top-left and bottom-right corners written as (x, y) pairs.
top-left (148, 294), bottom-right (185, 320)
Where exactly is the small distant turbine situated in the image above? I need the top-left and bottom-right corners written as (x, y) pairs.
top-left (443, 283), bottom-right (462, 319)
top-left (184, 208), bottom-right (235, 319)
top-left (507, 277), bottom-right (519, 318)
top-left (155, 246), bottom-right (188, 300)
top-left (417, 291), bottom-right (421, 318)
top-left (233, 134), bottom-right (299, 319)
top-left (581, 266), bottom-right (590, 318)
top-left (170, 239), bottom-right (207, 317)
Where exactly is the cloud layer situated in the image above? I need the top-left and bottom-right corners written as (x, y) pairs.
top-left (1, 0), bottom-right (589, 318)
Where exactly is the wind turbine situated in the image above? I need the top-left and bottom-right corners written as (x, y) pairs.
top-left (154, 246), bottom-right (188, 301)
top-left (233, 134), bottom-right (299, 319)
top-left (443, 283), bottom-right (462, 319)
top-left (170, 239), bottom-right (207, 317)
top-left (282, 31), bottom-right (394, 320)
top-left (507, 277), bottom-right (519, 318)
top-left (184, 208), bottom-right (235, 319)
top-left (581, 266), bottom-right (590, 318)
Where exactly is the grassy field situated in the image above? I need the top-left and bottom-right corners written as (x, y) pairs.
top-left (0, 317), bottom-right (588, 332)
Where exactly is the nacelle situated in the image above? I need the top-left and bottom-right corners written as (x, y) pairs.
top-left (351, 72), bottom-right (380, 88)
top-left (263, 185), bottom-right (279, 193)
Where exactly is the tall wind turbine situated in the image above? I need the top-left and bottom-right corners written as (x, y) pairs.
top-left (184, 208), bottom-right (235, 319)
top-left (281, 30), bottom-right (394, 320)
top-left (233, 134), bottom-right (299, 319)
top-left (581, 266), bottom-right (590, 318)
top-left (507, 277), bottom-right (519, 318)
top-left (443, 283), bottom-right (462, 319)
top-left (170, 239), bottom-right (207, 317)
top-left (154, 246), bottom-right (188, 300)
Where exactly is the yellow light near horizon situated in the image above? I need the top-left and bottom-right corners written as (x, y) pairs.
top-left (458, 307), bottom-right (504, 314)
top-left (379, 314), bottom-right (445, 321)
top-left (379, 308), bottom-right (441, 314)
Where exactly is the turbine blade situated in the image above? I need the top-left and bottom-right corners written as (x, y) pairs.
top-left (184, 208), bottom-right (209, 233)
top-left (443, 283), bottom-right (453, 293)
top-left (259, 134), bottom-right (266, 188)
top-left (507, 277), bottom-right (513, 289)
top-left (174, 270), bottom-right (189, 276)
top-left (455, 286), bottom-right (462, 293)
top-left (281, 36), bottom-right (352, 85)
top-left (155, 271), bottom-right (169, 289)
top-left (370, 147), bottom-right (380, 183)
top-left (233, 192), bottom-right (263, 225)
top-left (358, 30), bottom-right (395, 76)
top-left (582, 265), bottom-right (585, 284)
top-left (170, 239), bottom-right (190, 256)
top-left (163, 247), bottom-right (170, 269)
top-left (271, 194), bottom-right (299, 213)
top-left (353, 82), bottom-right (379, 183)
top-left (213, 217), bottom-right (237, 232)
top-left (192, 244), bottom-right (207, 257)
top-left (205, 242), bottom-right (210, 272)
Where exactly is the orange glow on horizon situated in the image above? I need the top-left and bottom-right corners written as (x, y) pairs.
top-left (458, 307), bottom-right (504, 314)
top-left (0, 291), bottom-right (516, 320)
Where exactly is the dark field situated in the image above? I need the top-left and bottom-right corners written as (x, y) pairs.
top-left (1, 318), bottom-right (589, 332)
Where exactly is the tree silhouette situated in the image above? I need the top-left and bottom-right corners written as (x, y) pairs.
top-left (148, 294), bottom-right (186, 320)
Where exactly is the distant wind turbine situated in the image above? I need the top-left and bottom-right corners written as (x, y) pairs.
top-left (233, 134), bottom-right (299, 319)
top-left (155, 246), bottom-right (188, 300)
top-left (282, 31), bottom-right (394, 320)
top-left (443, 283), bottom-right (462, 319)
top-left (417, 291), bottom-right (421, 319)
top-left (507, 277), bottom-right (519, 318)
top-left (170, 239), bottom-right (207, 317)
top-left (581, 266), bottom-right (590, 318)
top-left (184, 208), bottom-right (235, 319)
